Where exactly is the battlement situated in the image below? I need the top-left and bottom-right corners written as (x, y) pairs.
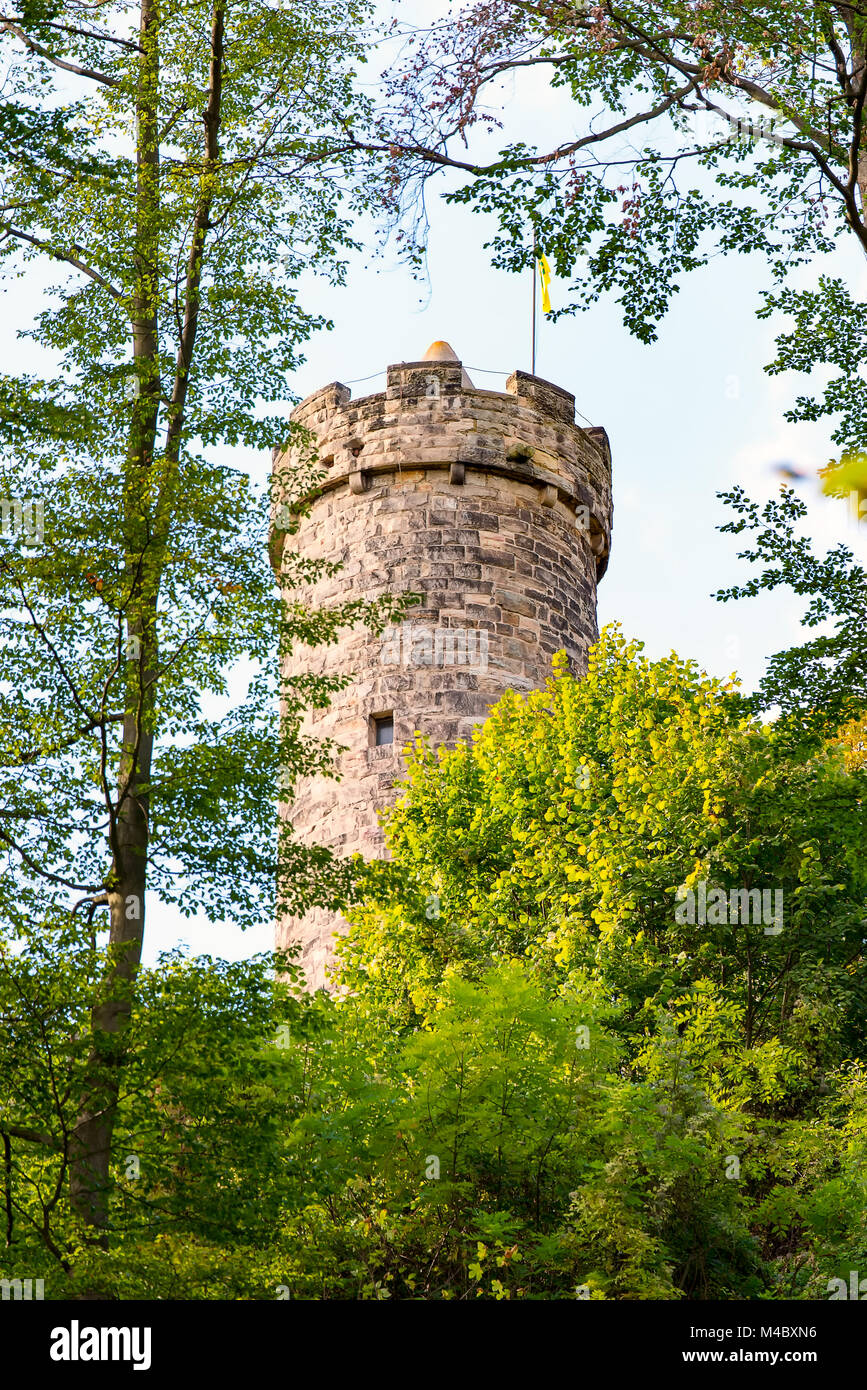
top-left (271, 355), bottom-right (612, 580)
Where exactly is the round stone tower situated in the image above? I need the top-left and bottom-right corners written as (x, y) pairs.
top-left (270, 341), bottom-right (613, 988)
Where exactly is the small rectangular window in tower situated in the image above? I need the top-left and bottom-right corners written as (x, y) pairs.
top-left (372, 713), bottom-right (394, 747)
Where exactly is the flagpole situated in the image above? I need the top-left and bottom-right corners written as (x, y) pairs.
top-left (531, 230), bottom-right (537, 375)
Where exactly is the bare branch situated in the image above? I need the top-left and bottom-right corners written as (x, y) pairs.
top-left (0, 223), bottom-right (123, 300)
top-left (0, 824), bottom-right (106, 893)
top-left (0, 17), bottom-right (118, 85)
top-left (354, 80), bottom-right (697, 182)
top-left (36, 17), bottom-right (141, 52)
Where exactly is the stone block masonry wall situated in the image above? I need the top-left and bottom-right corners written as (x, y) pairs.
top-left (270, 350), bottom-right (613, 988)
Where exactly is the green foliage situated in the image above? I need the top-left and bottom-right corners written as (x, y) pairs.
top-left (379, 0), bottom-right (861, 339)
top-left (322, 627), bottom-right (867, 1298)
top-left (759, 277), bottom-right (867, 456)
top-left (341, 629), bottom-right (866, 1059)
top-left (0, 933), bottom-right (303, 1293)
top-left (0, 0), bottom-right (404, 926)
top-left (2, 0), bottom-right (866, 1305)
top-left (2, 631), bottom-right (864, 1298)
top-left (0, 0), bottom-right (413, 1253)
top-left (715, 485), bottom-right (867, 738)
top-left (261, 962), bottom-right (745, 1301)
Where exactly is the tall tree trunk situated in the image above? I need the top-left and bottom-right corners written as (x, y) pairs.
top-left (68, 0), bottom-right (162, 1238)
top-left (838, 2), bottom-right (867, 237)
top-left (68, 0), bottom-right (225, 1242)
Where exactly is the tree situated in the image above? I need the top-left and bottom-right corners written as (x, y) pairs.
top-left (0, 937), bottom-right (306, 1297)
top-left (4, 630), bottom-right (861, 1299)
top-left (0, 0), bottom-right (112, 191)
top-left (359, 1), bottom-right (867, 508)
top-left (327, 628), bottom-right (867, 1296)
top-left (341, 629), bottom-right (867, 1060)
top-left (714, 484), bottom-right (867, 737)
top-left (262, 960), bottom-right (758, 1300)
top-left (369, 2), bottom-right (864, 323)
top-left (0, 0), bottom-right (408, 1257)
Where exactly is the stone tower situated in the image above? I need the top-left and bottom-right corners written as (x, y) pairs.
top-left (270, 341), bottom-right (613, 988)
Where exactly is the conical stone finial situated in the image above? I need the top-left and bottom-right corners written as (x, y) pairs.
top-left (422, 339), bottom-right (473, 388)
top-left (422, 340), bottom-right (459, 362)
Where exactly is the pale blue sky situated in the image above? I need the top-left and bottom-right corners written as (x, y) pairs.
top-left (3, 25), bottom-right (865, 965)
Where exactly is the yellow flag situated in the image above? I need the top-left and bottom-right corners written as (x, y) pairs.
top-left (537, 254), bottom-right (552, 314)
